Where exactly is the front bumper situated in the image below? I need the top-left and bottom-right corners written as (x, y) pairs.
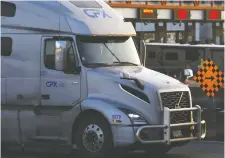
top-left (136, 105), bottom-right (207, 145)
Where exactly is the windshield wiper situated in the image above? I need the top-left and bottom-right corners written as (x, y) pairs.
top-left (83, 63), bottom-right (111, 67)
top-left (103, 43), bottom-right (121, 62)
top-left (113, 61), bottom-right (139, 66)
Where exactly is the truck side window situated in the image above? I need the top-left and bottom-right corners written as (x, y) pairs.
top-left (44, 39), bottom-right (76, 72)
top-left (1, 1), bottom-right (16, 17)
top-left (147, 52), bottom-right (156, 59)
top-left (185, 48), bottom-right (201, 61)
top-left (165, 52), bottom-right (178, 60)
top-left (1, 37), bottom-right (12, 56)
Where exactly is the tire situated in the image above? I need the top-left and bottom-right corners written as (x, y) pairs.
top-left (144, 145), bottom-right (172, 156)
top-left (75, 114), bottom-right (113, 158)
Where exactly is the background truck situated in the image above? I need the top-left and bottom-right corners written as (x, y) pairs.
top-left (1, 1), bottom-right (206, 158)
top-left (143, 43), bottom-right (224, 110)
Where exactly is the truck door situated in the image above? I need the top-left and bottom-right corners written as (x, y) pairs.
top-left (36, 36), bottom-right (81, 139)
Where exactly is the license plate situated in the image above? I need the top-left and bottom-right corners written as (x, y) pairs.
top-left (172, 130), bottom-right (183, 138)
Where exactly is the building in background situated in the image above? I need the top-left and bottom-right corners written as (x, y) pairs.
top-left (107, 0), bottom-right (224, 45)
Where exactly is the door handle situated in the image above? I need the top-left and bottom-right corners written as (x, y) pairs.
top-left (70, 81), bottom-right (78, 84)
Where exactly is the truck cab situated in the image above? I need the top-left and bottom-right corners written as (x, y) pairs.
top-left (1, 1), bottom-right (206, 158)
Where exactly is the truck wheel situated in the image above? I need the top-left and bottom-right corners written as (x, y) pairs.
top-left (144, 145), bottom-right (172, 156)
top-left (75, 114), bottom-right (113, 158)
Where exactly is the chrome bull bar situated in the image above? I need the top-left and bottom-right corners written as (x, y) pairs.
top-left (136, 105), bottom-right (207, 145)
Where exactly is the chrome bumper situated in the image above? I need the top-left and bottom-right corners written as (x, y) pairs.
top-left (136, 105), bottom-right (207, 145)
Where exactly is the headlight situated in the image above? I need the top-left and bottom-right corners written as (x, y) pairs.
top-left (119, 108), bottom-right (147, 125)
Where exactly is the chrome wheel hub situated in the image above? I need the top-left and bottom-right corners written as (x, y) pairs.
top-left (82, 124), bottom-right (104, 152)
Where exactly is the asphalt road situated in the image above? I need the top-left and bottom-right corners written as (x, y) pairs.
top-left (2, 141), bottom-right (224, 158)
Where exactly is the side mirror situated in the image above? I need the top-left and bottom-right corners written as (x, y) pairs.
top-left (62, 45), bottom-right (74, 74)
top-left (132, 36), bottom-right (146, 66)
top-left (184, 69), bottom-right (193, 77)
top-left (53, 39), bottom-right (81, 74)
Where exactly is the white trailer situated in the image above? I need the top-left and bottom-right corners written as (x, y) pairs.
top-left (144, 43), bottom-right (224, 79)
top-left (1, 1), bottom-right (206, 158)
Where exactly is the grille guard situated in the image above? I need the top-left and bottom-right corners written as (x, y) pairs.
top-left (136, 105), bottom-right (207, 145)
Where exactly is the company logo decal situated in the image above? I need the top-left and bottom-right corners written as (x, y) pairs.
top-left (83, 9), bottom-right (112, 18)
top-left (46, 81), bottom-right (64, 88)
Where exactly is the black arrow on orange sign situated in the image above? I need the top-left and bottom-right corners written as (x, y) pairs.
top-left (205, 76), bottom-right (214, 80)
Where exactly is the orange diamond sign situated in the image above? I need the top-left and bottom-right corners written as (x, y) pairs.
top-left (193, 59), bottom-right (224, 97)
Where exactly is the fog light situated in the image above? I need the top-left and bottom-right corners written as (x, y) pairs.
top-left (128, 114), bottom-right (139, 118)
top-left (119, 108), bottom-right (147, 125)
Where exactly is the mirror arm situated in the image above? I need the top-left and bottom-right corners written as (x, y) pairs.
top-left (133, 36), bottom-right (146, 66)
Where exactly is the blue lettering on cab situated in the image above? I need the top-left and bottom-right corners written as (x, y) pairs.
top-left (83, 9), bottom-right (112, 18)
top-left (46, 81), bottom-right (57, 87)
top-left (46, 81), bottom-right (64, 88)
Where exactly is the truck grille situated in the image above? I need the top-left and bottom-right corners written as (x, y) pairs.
top-left (160, 91), bottom-right (191, 124)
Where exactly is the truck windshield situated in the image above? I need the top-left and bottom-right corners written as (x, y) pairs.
top-left (76, 36), bottom-right (141, 67)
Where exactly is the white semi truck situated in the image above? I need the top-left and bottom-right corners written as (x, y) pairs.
top-left (1, 1), bottom-right (206, 158)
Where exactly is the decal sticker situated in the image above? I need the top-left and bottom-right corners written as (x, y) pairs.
top-left (112, 115), bottom-right (122, 123)
top-left (46, 81), bottom-right (57, 87)
top-left (83, 9), bottom-right (111, 18)
top-left (46, 81), bottom-right (65, 87)
top-left (57, 81), bottom-right (65, 87)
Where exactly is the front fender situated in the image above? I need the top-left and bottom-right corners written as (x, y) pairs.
top-left (80, 97), bottom-right (132, 126)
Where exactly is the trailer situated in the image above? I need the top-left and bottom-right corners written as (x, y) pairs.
top-left (143, 42), bottom-right (224, 110)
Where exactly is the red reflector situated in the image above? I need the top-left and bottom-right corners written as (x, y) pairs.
top-left (178, 10), bottom-right (188, 19)
top-left (209, 11), bottom-right (219, 20)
